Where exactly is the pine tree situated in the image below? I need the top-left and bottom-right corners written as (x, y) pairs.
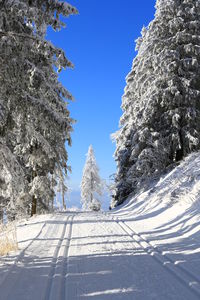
top-left (0, 1), bottom-right (78, 218)
top-left (112, 0), bottom-right (200, 207)
top-left (81, 145), bottom-right (102, 211)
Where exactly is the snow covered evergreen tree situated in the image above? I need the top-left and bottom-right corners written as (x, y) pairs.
top-left (112, 0), bottom-right (200, 207)
top-left (0, 1), bottom-right (77, 219)
top-left (81, 145), bottom-right (102, 211)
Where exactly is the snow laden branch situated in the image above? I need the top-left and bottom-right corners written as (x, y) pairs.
top-left (112, 0), bottom-right (200, 207)
top-left (0, 0), bottom-right (78, 220)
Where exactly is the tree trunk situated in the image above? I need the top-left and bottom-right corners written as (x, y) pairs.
top-left (90, 172), bottom-right (93, 203)
top-left (31, 170), bottom-right (37, 216)
top-left (51, 174), bottom-right (54, 211)
top-left (62, 192), bottom-right (66, 210)
top-left (176, 130), bottom-right (184, 162)
top-left (51, 198), bottom-right (54, 211)
top-left (31, 195), bottom-right (37, 216)
top-left (0, 210), bottom-right (3, 223)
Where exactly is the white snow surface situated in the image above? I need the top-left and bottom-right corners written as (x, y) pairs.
top-left (1, 152), bottom-right (200, 299)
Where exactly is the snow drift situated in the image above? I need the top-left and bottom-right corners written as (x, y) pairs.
top-left (110, 151), bottom-right (200, 263)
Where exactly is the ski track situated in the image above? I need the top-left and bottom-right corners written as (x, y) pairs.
top-left (106, 212), bottom-right (200, 298)
top-left (0, 215), bottom-right (53, 287)
top-left (0, 212), bottom-right (200, 299)
top-left (0, 217), bottom-right (59, 300)
top-left (0, 214), bottom-right (73, 300)
top-left (44, 214), bottom-right (74, 300)
top-left (66, 212), bottom-right (199, 300)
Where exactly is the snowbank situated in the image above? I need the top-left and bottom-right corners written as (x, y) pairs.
top-left (113, 151), bottom-right (200, 212)
top-left (110, 151), bottom-right (200, 259)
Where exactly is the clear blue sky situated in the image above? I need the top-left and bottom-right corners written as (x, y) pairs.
top-left (47, 0), bottom-right (156, 192)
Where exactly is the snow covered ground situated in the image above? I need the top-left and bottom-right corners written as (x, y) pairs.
top-left (1, 152), bottom-right (200, 299)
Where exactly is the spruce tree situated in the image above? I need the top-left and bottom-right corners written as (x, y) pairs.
top-left (81, 145), bottom-right (102, 211)
top-left (112, 0), bottom-right (200, 207)
top-left (0, 1), bottom-right (77, 218)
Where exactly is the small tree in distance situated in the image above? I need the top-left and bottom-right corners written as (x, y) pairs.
top-left (81, 145), bottom-right (102, 211)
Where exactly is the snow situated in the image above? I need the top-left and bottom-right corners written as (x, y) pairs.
top-left (1, 152), bottom-right (200, 299)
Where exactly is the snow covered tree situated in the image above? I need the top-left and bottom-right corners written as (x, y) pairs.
top-left (112, 0), bottom-right (200, 207)
top-left (0, 1), bottom-right (77, 218)
top-left (81, 145), bottom-right (102, 211)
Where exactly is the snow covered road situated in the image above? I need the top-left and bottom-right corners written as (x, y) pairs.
top-left (0, 211), bottom-right (200, 300)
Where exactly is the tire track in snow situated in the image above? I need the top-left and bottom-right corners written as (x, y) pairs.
top-left (60, 214), bottom-right (74, 300)
top-left (0, 214), bottom-right (57, 288)
top-left (44, 214), bottom-right (74, 300)
top-left (121, 220), bottom-right (200, 286)
top-left (105, 213), bottom-right (200, 298)
top-left (0, 217), bottom-right (59, 300)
